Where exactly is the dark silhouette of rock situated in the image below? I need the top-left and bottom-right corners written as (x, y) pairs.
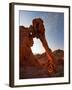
top-left (53, 49), bottom-right (64, 60)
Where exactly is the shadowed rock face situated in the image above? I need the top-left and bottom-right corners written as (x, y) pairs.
top-left (19, 26), bottom-right (41, 67)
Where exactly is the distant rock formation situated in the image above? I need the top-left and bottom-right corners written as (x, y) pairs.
top-left (35, 49), bottom-right (64, 66)
top-left (53, 49), bottom-right (64, 60)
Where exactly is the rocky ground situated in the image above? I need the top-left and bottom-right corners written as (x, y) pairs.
top-left (19, 49), bottom-right (64, 79)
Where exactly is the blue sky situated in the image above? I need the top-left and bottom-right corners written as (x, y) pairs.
top-left (19, 10), bottom-right (64, 54)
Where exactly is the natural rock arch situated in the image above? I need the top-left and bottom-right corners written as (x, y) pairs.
top-left (19, 18), bottom-right (57, 79)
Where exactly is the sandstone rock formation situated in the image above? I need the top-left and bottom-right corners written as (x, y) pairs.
top-left (19, 18), bottom-right (64, 79)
